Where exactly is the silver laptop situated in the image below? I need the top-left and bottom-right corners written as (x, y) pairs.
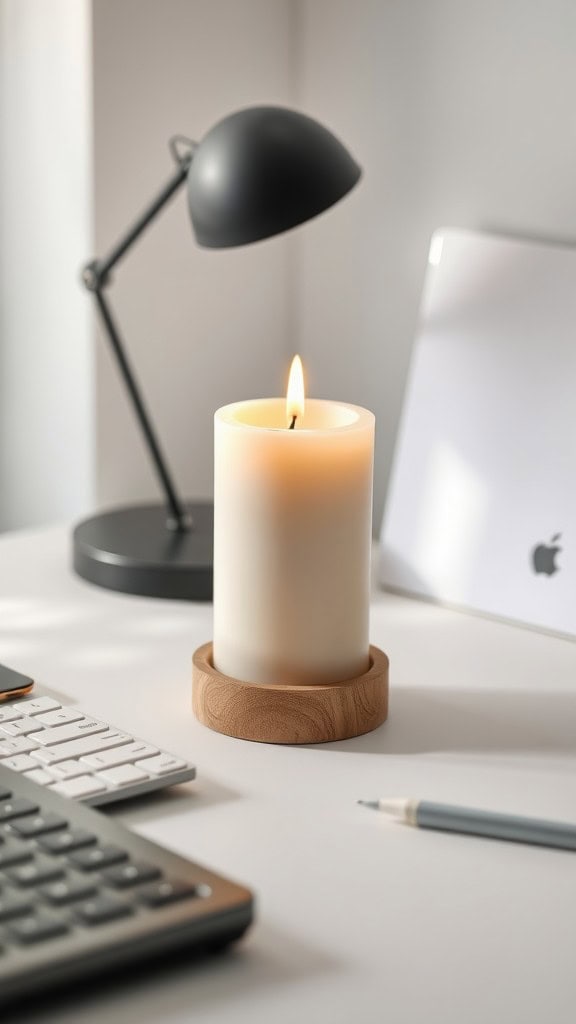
top-left (380, 227), bottom-right (576, 637)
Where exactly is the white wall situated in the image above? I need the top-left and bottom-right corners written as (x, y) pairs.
top-left (0, 0), bottom-right (94, 530)
top-left (92, 0), bottom-right (296, 509)
top-left (4, 1), bottom-right (576, 533)
top-left (295, 0), bottom-right (576, 528)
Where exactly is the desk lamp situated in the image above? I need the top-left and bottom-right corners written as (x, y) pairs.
top-left (74, 106), bottom-right (361, 600)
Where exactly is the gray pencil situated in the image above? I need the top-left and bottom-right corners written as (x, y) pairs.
top-left (358, 797), bottom-right (576, 851)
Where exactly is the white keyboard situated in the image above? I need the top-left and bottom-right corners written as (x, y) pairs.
top-left (0, 695), bottom-right (195, 805)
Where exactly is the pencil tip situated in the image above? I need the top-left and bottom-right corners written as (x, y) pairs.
top-left (357, 799), bottom-right (379, 810)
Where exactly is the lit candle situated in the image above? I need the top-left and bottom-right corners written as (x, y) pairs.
top-left (213, 357), bottom-right (375, 686)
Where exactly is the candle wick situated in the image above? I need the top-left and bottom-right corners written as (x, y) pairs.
top-left (289, 415), bottom-right (297, 430)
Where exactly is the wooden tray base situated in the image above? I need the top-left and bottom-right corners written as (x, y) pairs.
top-left (192, 643), bottom-right (389, 744)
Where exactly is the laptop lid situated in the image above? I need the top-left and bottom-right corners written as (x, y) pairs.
top-left (380, 228), bottom-right (576, 637)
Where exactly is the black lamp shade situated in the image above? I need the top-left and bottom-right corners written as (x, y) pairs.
top-left (188, 106), bottom-right (361, 248)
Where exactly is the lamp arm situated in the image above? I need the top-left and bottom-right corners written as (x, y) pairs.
top-left (82, 139), bottom-right (197, 533)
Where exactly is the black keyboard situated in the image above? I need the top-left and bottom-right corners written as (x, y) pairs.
top-left (0, 764), bottom-right (253, 1006)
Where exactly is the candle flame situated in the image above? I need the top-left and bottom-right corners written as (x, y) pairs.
top-left (286, 355), bottom-right (305, 427)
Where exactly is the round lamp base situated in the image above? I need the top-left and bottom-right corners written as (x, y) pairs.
top-left (192, 643), bottom-right (389, 744)
top-left (73, 503), bottom-right (213, 600)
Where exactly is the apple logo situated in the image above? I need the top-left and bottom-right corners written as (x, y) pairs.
top-left (531, 533), bottom-right (562, 576)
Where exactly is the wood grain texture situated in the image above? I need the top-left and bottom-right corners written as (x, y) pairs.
top-left (192, 643), bottom-right (389, 744)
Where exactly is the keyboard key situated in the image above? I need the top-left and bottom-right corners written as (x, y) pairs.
top-left (38, 829), bottom-right (96, 855)
top-left (45, 760), bottom-right (86, 780)
top-left (69, 845), bottom-right (128, 871)
top-left (11, 812), bottom-right (68, 837)
top-left (102, 862), bottom-right (161, 889)
top-left (95, 764), bottom-right (149, 787)
top-left (135, 754), bottom-right (187, 776)
top-left (0, 707), bottom-right (23, 723)
top-left (0, 841), bottom-right (34, 868)
top-left (0, 890), bottom-right (34, 921)
top-left (24, 768), bottom-right (54, 786)
top-left (30, 730), bottom-right (132, 765)
top-left (16, 697), bottom-right (61, 716)
top-left (8, 859), bottom-right (66, 887)
top-left (34, 719), bottom-right (108, 747)
top-left (75, 894), bottom-right (133, 926)
top-left (9, 913), bottom-right (69, 944)
top-left (137, 880), bottom-right (199, 908)
top-left (0, 798), bottom-right (39, 822)
top-left (34, 708), bottom-right (84, 727)
top-left (0, 737), bottom-right (38, 757)
top-left (0, 754), bottom-right (39, 772)
top-left (0, 718), bottom-right (43, 737)
top-left (41, 878), bottom-right (97, 906)
top-left (82, 742), bottom-right (158, 771)
top-left (51, 776), bottom-right (107, 800)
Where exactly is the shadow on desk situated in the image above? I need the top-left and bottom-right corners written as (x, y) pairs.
top-left (105, 773), bottom-right (240, 829)
top-left (322, 688), bottom-right (576, 756)
top-left (6, 923), bottom-right (338, 1024)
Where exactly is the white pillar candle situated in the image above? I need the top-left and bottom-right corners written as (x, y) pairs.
top-left (213, 370), bottom-right (374, 686)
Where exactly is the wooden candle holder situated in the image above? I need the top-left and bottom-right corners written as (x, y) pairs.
top-left (192, 643), bottom-right (389, 744)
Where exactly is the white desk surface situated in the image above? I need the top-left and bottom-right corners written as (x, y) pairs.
top-left (1, 526), bottom-right (575, 1024)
